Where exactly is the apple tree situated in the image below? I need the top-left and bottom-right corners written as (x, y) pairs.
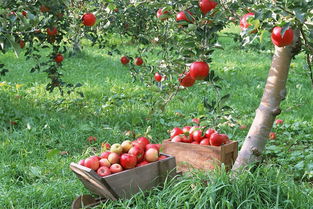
top-left (218, 0), bottom-right (313, 170)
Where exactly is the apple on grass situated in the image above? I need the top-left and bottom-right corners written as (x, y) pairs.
top-left (97, 166), bottom-right (111, 177)
top-left (110, 164), bottom-right (123, 173)
top-left (108, 152), bottom-right (120, 164)
top-left (110, 143), bottom-right (123, 154)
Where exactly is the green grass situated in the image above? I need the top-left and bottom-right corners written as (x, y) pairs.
top-left (0, 25), bottom-right (312, 208)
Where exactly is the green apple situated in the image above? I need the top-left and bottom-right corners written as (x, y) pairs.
top-left (121, 140), bottom-right (133, 153)
top-left (110, 143), bottom-right (123, 154)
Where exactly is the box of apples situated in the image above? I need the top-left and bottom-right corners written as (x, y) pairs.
top-left (70, 137), bottom-right (177, 200)
top-left (161, 126), bottom-right (238, 172)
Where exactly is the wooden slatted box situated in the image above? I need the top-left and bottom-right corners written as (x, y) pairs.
top-left (70, 153), bottom-right (176, 200)
top-left (161, 140), bottom-right (238, 172)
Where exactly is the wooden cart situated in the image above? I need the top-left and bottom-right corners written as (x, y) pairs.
top-left (161, 140), bottom-right (238, 172)
top-left (70, 153), bottom-right (177, 208)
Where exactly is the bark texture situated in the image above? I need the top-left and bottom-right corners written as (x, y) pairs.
top-left (232, 31), bottom-right (300, 171)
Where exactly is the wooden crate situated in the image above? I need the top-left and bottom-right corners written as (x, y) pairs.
top-left (161, 140), bottom-right (238, 172)
top-left (70, 153), bottom-right (176, 200)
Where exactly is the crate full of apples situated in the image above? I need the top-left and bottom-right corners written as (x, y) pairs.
top-left (70, 137), bottom-right (177, 200)
top-left (161, 126), bottom-right (238, 172)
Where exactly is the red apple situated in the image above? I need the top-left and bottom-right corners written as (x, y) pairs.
top-left (205, 128), bottom-right (217, 139)
top-left (136, 137), bottom-right (150, 147)
top-left (192, 130), bottom-right (204, 142)
top-left (120, 154), bottom-right (137, 169)
top-left (145, 148), bottom-right (159, 162)
top-left (192, 118), bottom-right (200, 124)
top-left (19, 40), bottom-right (25, 49)
top-left (275, 119), bottom-right (283, 125)
top-left (99, 158), bottom-right (111, 167)
top-left (157, 8), bottom-right (169, 21)
top-left (97, 166), bottom-right (111, 177)
top-left (128, 146), bottom-right (144, 162)
top-left (154, 72), bottom-right (163, 82)
top-left (100, 151), bottom-right (111, 159)
top-left (182, 126), bottom-right (192, 133)
top-left (190, 61), bottom-right (209, 80)
top-left (269, 132), bottom-right (276, 140)
top-left (134, 57), bottom-right (143, 66)
top-left (191, 141), bottom-right (200, 144)
top-left (108, 152), bottom-right (120, 164)
top-left (121, 140), bottom-right (133, 153)
top-left (120, 56), bottom-right (130, 65)
top-left (240, 13), bottom-right (255, 30)
top-left (170, 127), bottom-right (184, 138)
top-left (110, 163), bottom-right (123, 173)
top-left (176, 11), bottom-right (194, 23)
top-left (47, 27), bottom-right (58, 36)
top-left (54, 54), bottom-right (64, 63)
top-left (158, 155), bottom-right (168, 161)
top-left (78, 159), bottom-right (85, 166)
top-left (171, 135), bottom-right (184, 142)
top-left (84, 156), bottom-right (100, 170)
top-left (220, 134), bottom-right (230, 144)
top-left (210, 133), bottom-right (224, 146)
top-left (179, 72), bottom-right (196, 87)
top-left (136, 160), bottom-right (150, 167)
top-left (82, 13), bottom-right (96, 27)
top-left (200, 138), bottom-right (210, 146)
top-left (199, 0), bottom-right (218, 15)
top-left (22, 11), bottom-right (27, 16)
top-left (146, 144), bottom-right (160, 152)
top-left (181, 134), bottom-right (193, 143)
top-left (271, 26), bottom-right (294, 47)
top-left (131, 140), bottom-right (145, 150)
top-left (110, 143), bottom-right (123, 154)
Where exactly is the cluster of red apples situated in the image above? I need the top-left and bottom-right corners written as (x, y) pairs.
top-left (78, 137), bottom-right (166, 177)
top-left (170, 126), bottom-right (231, 146)
top-left (240, 13), bottom-right (294, 47)
top-left (120, 0), bottom-right (217, 88)
top-left (18, 7), bottom-right (97, 64)
top-left (120, 56), bottom-right (144, 66)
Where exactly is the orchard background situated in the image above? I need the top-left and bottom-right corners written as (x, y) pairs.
top-left (0, 0), bottom-right (313, 208)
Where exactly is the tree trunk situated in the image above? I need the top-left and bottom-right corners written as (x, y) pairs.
top-left (232, 31), bottom-right (300, 171)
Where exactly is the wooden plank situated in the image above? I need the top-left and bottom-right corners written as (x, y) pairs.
top-left (161, 140), bottom-right (238, 172)
top-left (103, 154), bottom-right (176, 199)
top-left (70, 163), bottom-right (118, 200)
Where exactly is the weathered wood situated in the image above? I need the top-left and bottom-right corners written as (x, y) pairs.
top-left (161, 140), bottom-right (238, 172)
top-left (70, 163), bottom-right (118, 200)
top-left (70, 154), bottom-right (176, 200)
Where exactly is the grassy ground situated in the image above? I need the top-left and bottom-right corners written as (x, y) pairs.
top-left (0, 25), bottom-right (312, 208)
